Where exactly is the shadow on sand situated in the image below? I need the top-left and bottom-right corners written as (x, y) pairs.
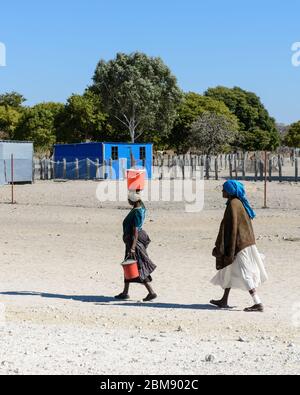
top-left (0, 291), bottom-right (238, 311)
top-left (0, 291), bottom-right (115, 304)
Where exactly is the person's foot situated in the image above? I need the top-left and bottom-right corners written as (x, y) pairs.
top-left (244, 304), bottom-right (264, 312)
top-left (114, 293), bottom-right (130, 300)
top-left (143, 293), bottom-right (157, 302)
top-left (210, 299), bottom-right (230, 309)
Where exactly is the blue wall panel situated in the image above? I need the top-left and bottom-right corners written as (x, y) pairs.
top-left (103, 143), bottom-right (152, 180)
top-left (54, 143), bottom-right (103, 179)
top-left (53, 142), bottom-right (153, 180)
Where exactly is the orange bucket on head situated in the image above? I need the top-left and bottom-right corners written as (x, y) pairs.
top-left (121, 259), bottom-right (139, 280)
top-left (127, 169), bottom-right (145, 191)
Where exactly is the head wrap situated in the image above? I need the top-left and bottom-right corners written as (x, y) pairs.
top-left (223, 180), bottom-right (256, 220)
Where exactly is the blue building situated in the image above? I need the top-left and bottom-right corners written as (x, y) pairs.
top-left (53, 142), bottom-right (153, 180)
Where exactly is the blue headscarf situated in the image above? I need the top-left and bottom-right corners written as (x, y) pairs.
top-left (223, 180), bottom-right (256, 220)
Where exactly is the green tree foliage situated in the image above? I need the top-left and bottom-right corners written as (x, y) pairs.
top-left (204, 86), bottom-right (280, 150)
top-left (14, 102), bottom-right (64, 152)
top-left (284, 121), bottom-right (300, 148)
top-left (236, 128), bottom-right (273, 151)
top-left (91, 52), bottom-right (183, 143)
top-left (0, 91), bottom-right (26, 108)
top-left (0, 106), bottom-right (23, 139)
top-left (0, 91), bottom-right (26, 139)
top-left (169, 92), bottom-right (239, 153)
top-left (56, 91), bottom-right (111, 143)
top-left (189, 112), bottom-right (237, 155)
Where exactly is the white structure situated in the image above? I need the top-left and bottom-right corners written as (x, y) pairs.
top-left (0, 141), bottom-right (34, 184)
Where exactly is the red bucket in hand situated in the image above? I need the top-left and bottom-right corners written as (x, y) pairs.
top-left (127, 169), bottom-right (145, 191)
top-left (122, 259), bottom-right (139, 280)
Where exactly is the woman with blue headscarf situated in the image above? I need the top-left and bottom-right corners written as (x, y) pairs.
top-left (210, 180), bottom-right (268, 312)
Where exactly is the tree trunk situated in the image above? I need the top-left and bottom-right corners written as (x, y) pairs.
top-left (129, 126), bottom-right (135, 143)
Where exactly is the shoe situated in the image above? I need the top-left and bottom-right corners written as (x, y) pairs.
top-left (244, 304), bottom-right (264, 312)
top-left (143, 293), bottom-right (157, 302)
top-left (114, 293), bottom-right (130, 300)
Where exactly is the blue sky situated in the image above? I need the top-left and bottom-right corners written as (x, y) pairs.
top-left (0, 0), bottom-right (300, 124)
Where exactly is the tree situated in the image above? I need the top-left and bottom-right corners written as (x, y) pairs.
top-left (169, 92), bottom-right (239, 153)
top-left (91, 52), bottom-right (183, 143)
top-left (0, 91), bottom-right (26, 108)
top-left (56, 91), bottom-right (111, 143)
top-left (14, 102), bottom-right (64, 153)
top-left (284, 121), bottom-right (300, 148)
top-left (236, 128), bottom-right (272, 151)
top-left (204, 86), bottom-right (280, 150)
top-left (0, 91), bottom-right (26, 139)
top-left (0, 105), bottom-right (23, 139)
top-left (189, 112), bottom-right (237, 155)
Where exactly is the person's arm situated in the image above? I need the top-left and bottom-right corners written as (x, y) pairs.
top-left (130, 227), bottom-right (139, 256)
top-left (130, 209), bottom-right (143, 257)
top-left (213, 220), bottom-right (224, 257)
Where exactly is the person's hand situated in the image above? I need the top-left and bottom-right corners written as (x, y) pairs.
top-left (130, 249), bottom-right (136, 260)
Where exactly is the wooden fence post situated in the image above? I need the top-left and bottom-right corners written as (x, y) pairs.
top-left (229, 155), bottom-right (233, 179)
top-left (103, 160), bottom-right (107, 179)
top-left (95, 158), bottom-right (100, 179)
top-left (242, 154), bottom-right (246, 180)
top-left (295, 157), bottom-right (299, 182)
top-left (75, 159), bottom-right (79, 179)
top-left (253, 154), bottom-right (257, 182)
top-left (269, 158), bottom-right (272, 182)
top-left (205, 155), bottom-right (210, 180)
top-left (234, 155), bottom-right (238, 179)
top-left (86, 158), bottom-right (90, 180)
top-left (51, 159), bottom-right (54, 180)
top-left (45, 158), bottom-right (49, 180)
top-left (278, 155), bottom-right (282, 182)
top-left (63, 159), bottom-right (67, 179)
top-left (159, 156), bottom-right (164, 180)
top-left (109, 158), bottom-right (113, 179)
top-left (215, 156), bottom-right (219, 180)
top-left (259, 160), bottom-right (264, 181)
top-left (39, 159), bottom-right (44, 180)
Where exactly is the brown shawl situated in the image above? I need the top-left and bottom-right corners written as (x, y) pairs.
top-left (213, 198), bottom-right (256, 270)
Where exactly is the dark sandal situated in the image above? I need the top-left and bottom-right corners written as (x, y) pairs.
top-left (244, 304), bottom-right (264, 312)
top-left (114, 293), bottom-right (130, 300)
top-left (143, 293), bottom-right (157, 302)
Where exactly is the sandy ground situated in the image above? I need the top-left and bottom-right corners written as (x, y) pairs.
top-left (0, 179), bottom-right (299, 375)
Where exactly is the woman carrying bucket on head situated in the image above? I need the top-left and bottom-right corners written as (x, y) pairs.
top-left (210, 180), bottom-right (268, 312)
top-left (115, 190), bottom-right (157, 302)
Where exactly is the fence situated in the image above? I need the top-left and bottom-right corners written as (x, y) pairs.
top-left (152, 152), bottom-right (299, 182)
top-left (33, 151), bottom-right (300, 182)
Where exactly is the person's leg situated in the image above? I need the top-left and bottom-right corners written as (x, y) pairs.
top-left (210, 288), bottom-right (231, 308)
top-left (244, 289), bottom-right (264, 312)
top-left (115, 282), bottom-right (130, 300)
top-left (143, 282), bottom-right (157, 302)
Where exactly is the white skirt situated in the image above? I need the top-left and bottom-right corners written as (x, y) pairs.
top-left (211, 245), bottom-right (268, 291)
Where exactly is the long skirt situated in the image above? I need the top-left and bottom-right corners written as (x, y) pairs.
top-left (123, 230), bottom-right (157, 283)
top-left (211, 245), bottom-right (268, 291)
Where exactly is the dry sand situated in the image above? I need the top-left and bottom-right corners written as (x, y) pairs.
top-left (0, 180), bottom-right (299, 375)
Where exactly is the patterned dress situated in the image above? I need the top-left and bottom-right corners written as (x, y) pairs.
top-left (123, 205), bottom-right (156, 283)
